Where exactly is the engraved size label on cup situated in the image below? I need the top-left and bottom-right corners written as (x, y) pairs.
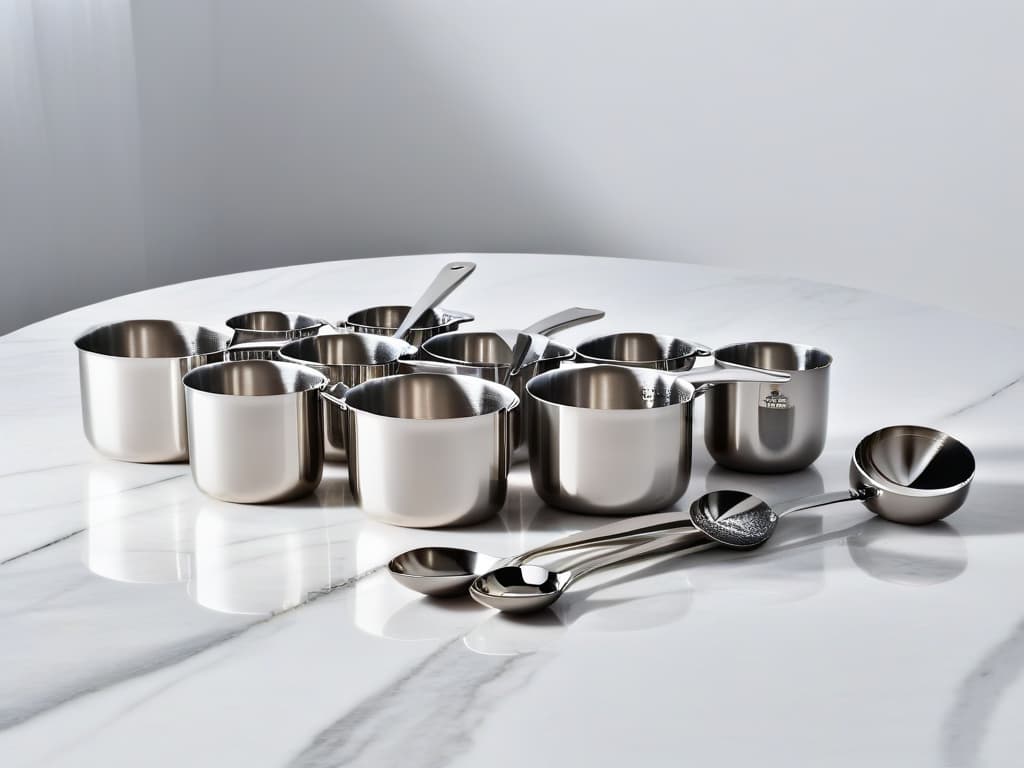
top-left (760, 383), bottom-right (791, 410)
top-left (641, 385), bottom-right (656, 403)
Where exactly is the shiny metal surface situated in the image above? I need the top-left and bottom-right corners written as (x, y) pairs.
top-left (278, 332), bottom-right (416, 461)
top-left (419, 307), bottom-right (604, 452)
top-left (225, 311), bottom-right (329, 346)
top-left (688, 489), bottom-right (780, 549)
top-left (183, 360), bottom-right (329, 503)
top-left (851, 425), bottom-right (975, 524)
top-left (527, 363), bottom-right (789, 515)
top-left (75, 320), bottom-right (230, 462)
top-left (574, 332), bottom-right (712, 371)
top-left (389, 509), bottom-right (696, 596)
top-left (344, 305), bottom-right (474, 349)
top-left (343, 261), bottom-right (476, 348)
top-left (469, 530), bottom-right (714, 613)
top-left (705, 341), bottom-right (833, 473)
top-left (321, 373), bottom-right (519, 528)
top-left (391, 261), bottom-right (476, 340)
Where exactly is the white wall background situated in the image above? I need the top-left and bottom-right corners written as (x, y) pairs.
top-left (2, 0), bottom-right (1021, 334)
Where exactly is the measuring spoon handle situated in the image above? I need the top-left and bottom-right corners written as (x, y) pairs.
top-left (510, 510), bottom-right (696, 565)
top-left (565, 531), bottom-right (717, 587)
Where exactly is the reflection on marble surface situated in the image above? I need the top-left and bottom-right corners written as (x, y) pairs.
top-left (2, 254), bottom-right (1023, 767)
top-left (84, 466), bottom-right (195, 584)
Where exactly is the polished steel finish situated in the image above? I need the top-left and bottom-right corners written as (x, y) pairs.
top-left (183, 360), bottom-right (332, 503)
top-left (344, 261), bottom-right (476, 348)
top-left (527, 363), bottom-right (789, 515)
top-left (851, 425), bottom-right (975, 524)
top-left (419, 307), bottom-right (604, 452)
top-left (320, 373), bottom-right (519, 528)
top-left (574, 332), bottom-right (712, 371)
top-left (469, 530), bottom-right (715, 613)
top-left (391, 261), bottom-right (475, 340)
top-left (688, 489), bottom-right (781, 549)
top-left (75, 320), bottom-right (230, 462)
top-left (225, 311), bottom-right (329, 346)
top-left (688, 424), bottom-right (975, 553)
top-left (389, 509), bottom-right (696, 596)
top-left (704, 341), bottom-right (833, 473)
top-left (519, 306), bottom-right (607, 337)
top-left (278, 332), bottom-right (416, 461)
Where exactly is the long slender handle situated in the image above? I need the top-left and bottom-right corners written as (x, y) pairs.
top-left (506, 332), bottom-right (535, 380)
top-left (510, 511), bottom-right (696, 566)
top-left (522, 307), bottom-right (605, 336)
top-left (397, 359), bottom-right (490, 378)
top-left (565, 530), bottom-right (717, 588)
top-left (677, 362), bottom-right (790, 389)
top-left (393, 261), bottom-right (476, 341)
top-left (775, 488), bottom-right (875, 519)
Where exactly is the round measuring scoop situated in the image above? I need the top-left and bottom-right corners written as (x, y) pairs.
top-left (389, 509), bottom-right (697, 597)
top-left (470, 425), bottom-right (975, 613)
top-left (691, 425), bottom-right (975, 546)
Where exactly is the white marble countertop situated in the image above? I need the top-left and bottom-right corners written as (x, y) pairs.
top-left (2, 253), bottom-right (1022, 767)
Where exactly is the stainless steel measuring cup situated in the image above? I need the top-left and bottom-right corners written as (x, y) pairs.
top-left (75, 319), bottom-right (231, 462)
top-left (277, 333), bottom-right (416, 461)
top-left (342, 261), bottom-right (476, 350)
top-left (526, 363), bottom-right (789, 515)
top-left (321, 372), bottom-right (519, 528)
top-left (574, 332), bottom-right (712, 371)
top-left (419, 307), bottom-right (605, 452)
top-left (704, 341), bottom-right (833, 473)
top-left (182, 360), bottom-right (345, 503)
top-left (225, 311), bottom-right (332, 346)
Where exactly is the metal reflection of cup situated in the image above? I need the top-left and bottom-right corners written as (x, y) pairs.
top-left (84, 465), bottom-right (195, 584)
top-left (189, 501), bottom-right (336, 615)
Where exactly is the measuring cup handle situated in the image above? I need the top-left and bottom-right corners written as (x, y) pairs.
top-left (319, 381), bottom-right (349, 409)
top-left (522, 307), bottom-right (605, 336)
top-left (775, 488), bottom-right (875, 519)
top-left (392, 261), bottom-right (476, 341)
top-left (678, 363), bottom-right (790, 393)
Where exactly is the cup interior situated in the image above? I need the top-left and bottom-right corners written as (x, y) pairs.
top-left (225, 311), bottom-right (321, 333)
top-left (577, 332), bottom-right (701, 364)
top-left (347, 305), bottom-right (445, 332)
top-left (528, 365), bottom-right (692, 410)
top-left (281, 333), bottom-right (409, 367)
top-left (185, 361), bottom-right (325, 396)
top-left (715, 342), bottom-right (832, 371)
top-left (76, 320), bottom-right (226, 359)
top-left (345, 373), bottom-right (516, 418)
top-left (855, 425), bottom-right (975, 493)
top-left (424, 332), bottom-right (515, 365)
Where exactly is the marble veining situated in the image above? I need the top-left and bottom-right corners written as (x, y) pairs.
top-left (1, 254), bottom-right (1023, 767)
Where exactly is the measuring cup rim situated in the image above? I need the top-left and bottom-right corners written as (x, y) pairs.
top-left (343, 305), bottom-right (474, 333)
top-left (74, 320), bottom-right (231, 360)
top-left (851, 425), bottom-right (976, 498)
top-left (224, 311), bottom-right (327, 334)
top-left (422, 331), bottom-right (574, 369)
top-left (714, 341), bottom-right (834, 371)
top-left (337, 372), bottom-right (520, 421)
top-left (182, 359), bottom-right (329, 397)
top-left (575, 331), bottom-right (710, 366)
top-left (526, 363), bottom-right (697, 412)
top-left (277, 332), bottom-right (414, 368)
